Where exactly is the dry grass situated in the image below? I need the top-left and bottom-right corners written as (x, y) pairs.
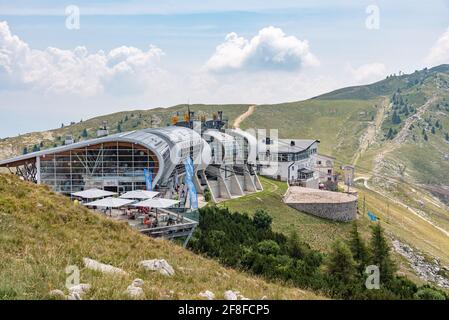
top-left (0, 174), bottom-right (323, 300)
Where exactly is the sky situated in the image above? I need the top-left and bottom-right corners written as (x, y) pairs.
top-left (1, 0), bottom-right (449, 138)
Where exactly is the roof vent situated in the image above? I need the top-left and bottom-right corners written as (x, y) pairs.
top-left (265, 137), bottom-right (271, 145)
top-left (290, 140), bottom-right (295, 146)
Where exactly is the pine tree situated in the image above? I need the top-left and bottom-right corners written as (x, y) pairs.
top-left (81, 128), bottom-right (88, 138)
top-left (392, 111), bottom-right (401, 124)
top-left (431, 126), bottom-right (436, 134)
top-left (22, 147), bottom-right (28, 155)
top-left (117, 123), bottom-right (122, 132)
top-left (369, 223), bottom-right (396, 284)
top-left (424, 133), bottom-right (428, 141)
top-left (348, 222), bottom-right (369, 273)
top-left (327, 241), bottom-right (357, 283)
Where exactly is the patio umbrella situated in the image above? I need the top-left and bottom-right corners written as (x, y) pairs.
top-left (132, 198), bottom-right (180, 208)
top-left (83, 197), bottom-right (135, 208)
top-left (119, 190), bottom-right (159, 200)
top-left (133, 198), bottom-right (180, 220)
top-left (71, 188), bottom-right (116, 199)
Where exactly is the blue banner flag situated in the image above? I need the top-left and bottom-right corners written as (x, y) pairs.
top-left (143, 168), bottom-right (153, 191)
top-left (367, 211), bottom-right (377, 222)
top-left (184, 157), bottom-right (198, 209)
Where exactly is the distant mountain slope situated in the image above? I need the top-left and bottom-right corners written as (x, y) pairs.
top-left (315, 64), bottom-right (449, 100)
top-left (0, 174), bottom-right (321, 300)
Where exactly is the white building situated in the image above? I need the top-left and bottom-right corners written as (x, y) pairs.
top-left (315, 154), bottom-right (337, 183)
top-left (257, 137), bottom-right (319, 188)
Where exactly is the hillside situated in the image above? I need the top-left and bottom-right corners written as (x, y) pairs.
top-left (1, 65), bottom-right (449, 292)
top-left (0, 174), bottom-right (321, 300)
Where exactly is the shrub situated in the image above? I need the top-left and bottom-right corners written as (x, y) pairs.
top-left (414, 287), bottom-right (446, 300)
top-left (253, 209), bottom-right (272, 230)
top-left (203, 188), bottom-right (212, 202)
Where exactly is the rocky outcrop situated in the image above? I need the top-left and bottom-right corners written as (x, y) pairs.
top-left (125, 278), bottom-right (145, 298)
top-left (83, 257), bottom-right (127, 276)
top-left (65, 283), bottom-right (92, 300)
top-left (49, 289), bottom-right (66, 299)
top-left (392, 240), bottom-right (449, 289)
top-left (199, 290), bottom-right (215, 300)
top-left (224, 290), bottom-right (249, 300)
top-left (139, 259), bottom-right (175, 276)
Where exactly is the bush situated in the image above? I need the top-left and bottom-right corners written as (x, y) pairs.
top-left (253, 209), bottom-right (272, 230)
top-left (414, 287), bottom-right (446, 300)
top-left (257, 240), bottom-right (280, 256)
top-left (203, 188), bottom-right (212, 202)
top-left (189, 207), bottom-right (432, 300)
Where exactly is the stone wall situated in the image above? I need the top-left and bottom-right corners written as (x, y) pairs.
top-left (286, 199), bottom-right (357, 222)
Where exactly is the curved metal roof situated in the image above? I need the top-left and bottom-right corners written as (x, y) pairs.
top-left (203, 129), bottom-right (235, 144)
top-left (0, 130), bottom-right (170, 185)
top-left (0, 131), bottom-right (169, 162)
top-left (144, 126), bottom-right (203, 148)
top-left (226, 128), bottom-right (258, 164)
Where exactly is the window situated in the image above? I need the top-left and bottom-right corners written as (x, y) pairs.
top-left (328, 169), bottom-right (332, 174)
top-left (317, 160), bottom-right (322, 165)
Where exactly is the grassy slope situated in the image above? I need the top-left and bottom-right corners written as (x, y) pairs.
top-left (240, 99), bottom-right (378, 163)
top-left (0, 174), bottom-right (321, 300)
top-left (220, 177), bottom-right (361, 252)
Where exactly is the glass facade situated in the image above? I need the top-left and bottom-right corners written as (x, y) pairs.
top-left (39, 142), bottom-right (159, 194)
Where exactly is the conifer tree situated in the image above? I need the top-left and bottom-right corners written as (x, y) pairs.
top-left (348, 222), bottom-right (369, 273)
top-left (369, 223), bottom-right (396, 284)
top-left (327, 241), bottom-right (357, 283)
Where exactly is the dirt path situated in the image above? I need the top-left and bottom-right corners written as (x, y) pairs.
top-left (233, 105), bottom-right (256, 129)
top-left (351, 99), bottom-right (387, 166)
top-left (373, 96), bottom-right (436, 175)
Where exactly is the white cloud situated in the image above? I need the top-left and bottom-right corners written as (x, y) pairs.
top-left (0, 21), bottom-right (165, 96)
top-left (205, 26), bottom-right (320, 73)
top-left (348, 62), bottom-right (387, 83)
top-left (425, 27), bottom-right (449, 66)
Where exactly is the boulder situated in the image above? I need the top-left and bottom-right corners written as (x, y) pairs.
top-left (199, 290), bottom-right (215, 300)
top-left (224, 290), bottom-right (238, 300)
top-left (131, 278), bottom-right (145, 288)
top-left (139, 259), bottom-right (175, 276)
top-left (68, 283), bottom-right (91, 296)
top-left (224, 290), bottom-right (250, 300)
top-left (126, 285), bottom-right (144, 299)
top-left (83, 257), bottom-right (127, 276)
top-left (49, 289), bottom-right (66, 299)
top-left (67, 292), bottom-right (82, 300)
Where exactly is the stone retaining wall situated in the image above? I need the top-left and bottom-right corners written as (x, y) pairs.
top-left (285, 198), bottom-right (357, 222)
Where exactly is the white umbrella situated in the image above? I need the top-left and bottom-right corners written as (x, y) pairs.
top-left (119, 190), bottom-right (159, 200)
top-left (71, 188), bottom-right (116, 199)
top-left (133, 198), bottom-right (180, 208)
top-left (83, 197), bottom-right (135, 208)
